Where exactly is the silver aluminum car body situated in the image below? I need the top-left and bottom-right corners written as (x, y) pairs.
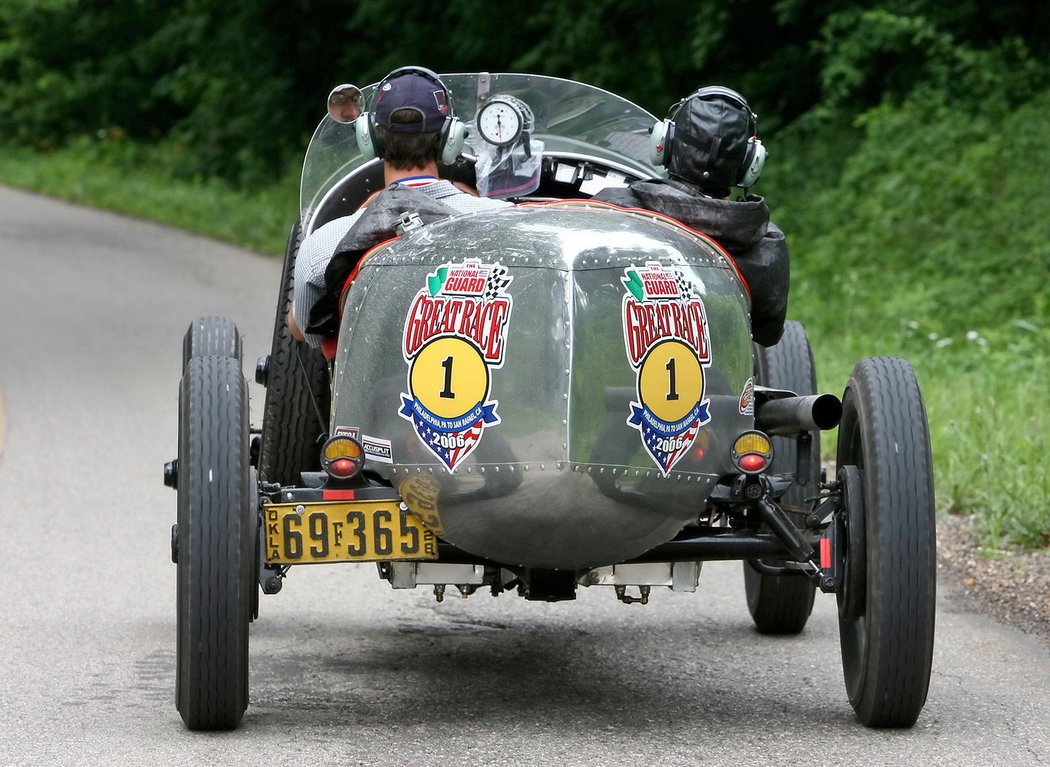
top-left (329, 202), bottom-right (755, 568)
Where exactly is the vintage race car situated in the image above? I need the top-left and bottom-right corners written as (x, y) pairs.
top-left (165, 73), bottom-right (936, 731)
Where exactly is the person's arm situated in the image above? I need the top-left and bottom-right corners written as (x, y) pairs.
top-left (289, 226), bottom-right (335, 349)
top-left (287, 306), bottom-right (305, 341)
top-left (451, 180), bottom-right (480, 197)
top-left (289, 214), bottom-right (362, 349)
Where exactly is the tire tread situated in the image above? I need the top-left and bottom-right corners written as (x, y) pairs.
top-left (745, 321), bottom-right (819, 634)
top-left (838, 356), bottom-right (936, 727)
top-left (176, 355), bottom-right (251, 730)
top-left (257, 220), bottom-right (330, 486)
top-left (182, 315), bottom-right (242, 367)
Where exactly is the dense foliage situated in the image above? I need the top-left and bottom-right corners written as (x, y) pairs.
top-left (2, 0), bottom-right (1048, 547)
top-left (3, 0), bottom-right (1045, 183)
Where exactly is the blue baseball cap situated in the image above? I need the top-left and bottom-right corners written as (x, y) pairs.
top-left (375, 71), bottom-right (451, 133)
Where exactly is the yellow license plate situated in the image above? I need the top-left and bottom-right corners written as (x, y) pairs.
top-left (263, 501), bottom-right (438, 564)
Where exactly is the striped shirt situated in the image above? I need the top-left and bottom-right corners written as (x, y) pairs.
top-left (292, 178), bottom-right (510, 350)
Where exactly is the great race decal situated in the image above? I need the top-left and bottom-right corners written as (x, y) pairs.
top-left (622, 262), bottom-right (712, 475)
top-left (399, 259), bottom-right (512, 472)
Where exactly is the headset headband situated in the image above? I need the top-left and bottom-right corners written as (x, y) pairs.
top-left (669, 85), bottom-right (756, 126)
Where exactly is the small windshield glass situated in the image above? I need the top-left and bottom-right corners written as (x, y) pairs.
top-left (300, 73), bottom-right (663, 227)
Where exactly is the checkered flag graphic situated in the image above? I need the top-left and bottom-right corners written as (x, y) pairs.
top-left (483, 265), bottom-right (511, 300)
top-left (674, 269), bottom-right (696, 298)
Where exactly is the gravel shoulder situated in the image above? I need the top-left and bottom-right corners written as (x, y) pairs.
top-left (937, 513), bottom-right (1050, 645)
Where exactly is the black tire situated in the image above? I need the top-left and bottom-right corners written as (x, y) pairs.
top-left (836, 356), bottom-right (936, 728)
top-left (176, 355), bottom-right (254, 730)
top-left (744, 320), bottom-right (819, 634)
top-left (182, 315), bottom-right (242, 369)
top-left (257, 219), bottom-right (330, 486)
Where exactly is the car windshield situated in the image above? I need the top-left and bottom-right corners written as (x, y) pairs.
top-left (300, 72), bottom-right (664, 227)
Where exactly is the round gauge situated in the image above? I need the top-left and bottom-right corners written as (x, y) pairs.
top-left (476, 98), bottom-right (525, 147)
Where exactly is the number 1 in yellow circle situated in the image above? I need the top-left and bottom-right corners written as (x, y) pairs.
top-left (410, 337), bottom-right (489, 419)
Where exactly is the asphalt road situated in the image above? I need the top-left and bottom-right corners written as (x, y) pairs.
top-left (1, 185), bottom-right (1047, 766)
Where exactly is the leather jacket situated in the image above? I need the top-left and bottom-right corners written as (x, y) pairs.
top-left (592, 179), bottom-right (789, 347)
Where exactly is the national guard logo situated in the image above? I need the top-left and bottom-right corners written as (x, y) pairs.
top-left (621, 262), bottom-right (712, 475)
top-left (399, 259), bottom-right (512, 472)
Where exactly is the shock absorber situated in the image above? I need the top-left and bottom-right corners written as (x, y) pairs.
top-left (740, 474), bottom-right (818, 572)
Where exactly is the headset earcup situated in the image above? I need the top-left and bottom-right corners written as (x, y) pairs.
top-left (649, 119), bottom-right (673, 166)
top-left (356, 113), bottom-right (379, 161)
top-left (439, 117), bottom-right (466, 165)
top-left (740, 137), bottom-right (766, 188)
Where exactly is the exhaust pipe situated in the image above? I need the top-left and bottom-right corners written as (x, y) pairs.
top-left (755, 393), bottom-right (842, 435)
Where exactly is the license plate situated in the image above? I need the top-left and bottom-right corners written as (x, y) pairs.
top-left (263, 501), bottom-right (438, 564)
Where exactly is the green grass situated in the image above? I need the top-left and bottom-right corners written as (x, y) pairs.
top-left (0, 137), bottom-right (297, 255)
top-left (766, 87), bottom-right (1050, 552)
top-left (806, 317), bottom-right (1050, 551)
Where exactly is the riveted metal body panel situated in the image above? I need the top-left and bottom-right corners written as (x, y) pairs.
top-left (330, 203), bottom-right (755, 568)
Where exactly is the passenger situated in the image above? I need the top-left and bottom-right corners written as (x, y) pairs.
top-left (290, 66), bottom-right (511, 351)
top-left (592, 86), bottom-right (789, 347)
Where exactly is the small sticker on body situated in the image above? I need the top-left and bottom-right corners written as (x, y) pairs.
top-left (739, 378), bottom-right (755, 416)
top-left (361, 435), bottom-right (393, 464)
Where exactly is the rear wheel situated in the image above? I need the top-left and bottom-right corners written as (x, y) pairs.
top-left (257, 219), bottom-right (330, 486)
top-left (744, 320), bottom-right (819, 634)
top-left (176, 353), bottom-right (254, 730)
top-left (836, 356), bottom-right (935, 728)
top-left (182, 315), bottom-right (241, 369)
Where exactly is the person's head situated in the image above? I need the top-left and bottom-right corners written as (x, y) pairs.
top-left (327, 83), bottom-right (361, 123)
top-left (650, 86), bottom-right (766, 197)
top-left (356, 66), bottom-right (466, 169)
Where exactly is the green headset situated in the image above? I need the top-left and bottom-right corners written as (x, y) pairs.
top-left (355, 66), bottom-right (466, 165)
top-left (649, 85), bottom-right (767, 189)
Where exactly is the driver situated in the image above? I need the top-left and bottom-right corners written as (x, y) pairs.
top-left (290, 66), bottom-right (511, 353)
top-left (592, 86), bottom-right (789, 347)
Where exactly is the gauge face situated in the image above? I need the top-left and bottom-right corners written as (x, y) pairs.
top-left (476, 98), bottom-right (524, 146)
